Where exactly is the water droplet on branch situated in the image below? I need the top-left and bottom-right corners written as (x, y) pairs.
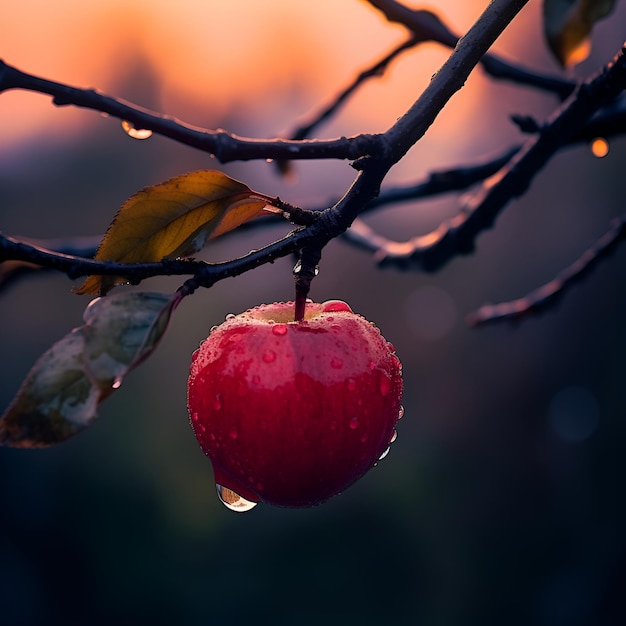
top-left (121, 120), bottom-right (153, 140)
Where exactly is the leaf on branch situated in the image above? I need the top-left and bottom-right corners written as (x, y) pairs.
top-left (543, 0), bottom-right (617, 67)
top-left (75, 170), bottom-right (270, 295)
top-left (0, 291), bottom-right (179, 447)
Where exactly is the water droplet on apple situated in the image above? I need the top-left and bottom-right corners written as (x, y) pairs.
top-left (379, 371), bottom-right (392, 396)
top-left (229, 428), bottom-right (239, 440)
top-left (347, 378), bottom-right (357, 391)
top-left (378, 446), bottom-right (390, 461)
top-left (262, 350), bottom-right (276, 363)
top-left (210, 325), bottom-right (219, 333)
top-left (191, 411), bottom-right (200, 423)
top-left (389, 429), bottom-right (398, 443)
top-left (213, 394), bottom-right (222, 411)
top-left (321, 300), bottom-right (353, 313)
top-left (398, 405), bottom-right (405, 419)
top-left (272, 324), bottom-right (288, 336)
top-left (225, 313), bottom-right (236, 321)
top-left (121, 120), bottom-right (153, 139)
top-left (111, 377), bottom-right (123, 389)
top-left (349, 416), bottom-right (359, 430)
top-left (216, 484), bottom-right (257, 512)
top-left (330, 357), bottom-right (343, 369)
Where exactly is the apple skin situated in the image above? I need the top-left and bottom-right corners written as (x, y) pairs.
top-left (187, 300), bottom-right (403, 508)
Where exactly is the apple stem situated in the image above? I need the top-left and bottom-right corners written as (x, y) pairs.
top-left (293, 247), bottom-right (321, 321)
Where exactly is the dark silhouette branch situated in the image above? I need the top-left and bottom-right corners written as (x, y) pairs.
top-left (346, 43), bottom-right (626, 272)
top-left (468, 214), bottom-right (626, 326)
top-left (0, 0), bottom-right (532, 295)
top-left (0, 59), bottom-right (379, 163)
top-left (367, 0), bottom-right (575, 98)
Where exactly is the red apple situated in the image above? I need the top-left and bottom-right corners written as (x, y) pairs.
top-left (187, 300), bottom-right (403, 509)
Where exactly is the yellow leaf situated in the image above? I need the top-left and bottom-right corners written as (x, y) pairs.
top-left (543, 0), bottom-right (617, 67)
top-left (75, 170), bottom-right (269, 295)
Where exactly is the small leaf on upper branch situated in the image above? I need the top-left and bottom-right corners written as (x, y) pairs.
top-left (75, 170), bottom-right (270, 295)
top-left (543, 0), bottom-right (617, 67)
top-left (0, 291), bottom-right (179, 447)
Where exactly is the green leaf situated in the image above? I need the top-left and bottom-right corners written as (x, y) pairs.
top-left (0, 292), bottom-right (179, 447)
top-left (75, 170), bottom-right (270, 295)
top-left (82, 292), bottom-right (178, 387)
top-left (543, 0), bottom-right (617, 67)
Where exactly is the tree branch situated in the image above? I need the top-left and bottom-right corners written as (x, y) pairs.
top-left (367, 0), bottom-right (575, 98)
top-left (467, 215), bottom-right (626, 325)
top-left (0, 59), bottom-right (379, 163)
top-left (0, 0), bottom-right (533, 293)
top-left (349, 43), bottom-right (626, 272)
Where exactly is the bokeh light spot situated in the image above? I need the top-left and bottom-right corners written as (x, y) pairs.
top-left (548, 386), bottom-right (600, 443)
top-left (590, 137), bottom-right (609, 158)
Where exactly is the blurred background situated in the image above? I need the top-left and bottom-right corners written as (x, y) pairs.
top-left (1, 1), bottom-right (625, 624)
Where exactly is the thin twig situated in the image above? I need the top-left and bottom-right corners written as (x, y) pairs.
top-left (367, 0), bottom-right (575, 98)
top-left (349, 43), bottom-right (626, 272)
top-left (467, 215), bottom-right (626, 326)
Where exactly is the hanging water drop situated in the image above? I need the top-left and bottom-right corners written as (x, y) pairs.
top-left (121, 120), bottom-right (153, 140)
top-left (216, 484), bottom-right (258, 512)
top-left (111, 377), bottom-right (123, 389)
top-left (378, 446), bottom-right (391, 461)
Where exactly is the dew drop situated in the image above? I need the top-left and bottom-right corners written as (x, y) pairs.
top-left (347, 378), bottom-right (357, 391)
top-left (378, 446), bottom-right (391, 461)
top-left (272, 324), bottom-right (288, 336)
top-left (397, 405), bottom-right (405, 420)
top-left (379, 371), bottom-right (392, 397)
top-left (213, 394), bottom-right (222, 411)
top-left (216, 484), bottom-right (258, 512)
top-left (321, 300), bottom-right (353, 313)
top-left (111, 377), bottom-right (123, 389)
top-left (229, 428), bottom-right (239, 440)
top-left (360, 434), bottom-right (368, 443)
top-left (349, 416), bottom-right (359, 430)
top-left (121, 120), bottom-right (153, 140)
top-left (210, 325), bottom-right (219, 333)
top-left (262, 350), bottom-right (276, 363)
top-left (228, 333), bottom-right (243, 344)
top-left (191, 411), bottom-right (200, 423)
top-left (389, 429), bottom-right (398, 444)
top-left (252, 375), bottom-right (261, 385)
top-left (225, 313), bottom-right (236, 321)
top-left (330, 357), bottom-right (343, 369)
top-left (387, 342), bottom-right (396, 353)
